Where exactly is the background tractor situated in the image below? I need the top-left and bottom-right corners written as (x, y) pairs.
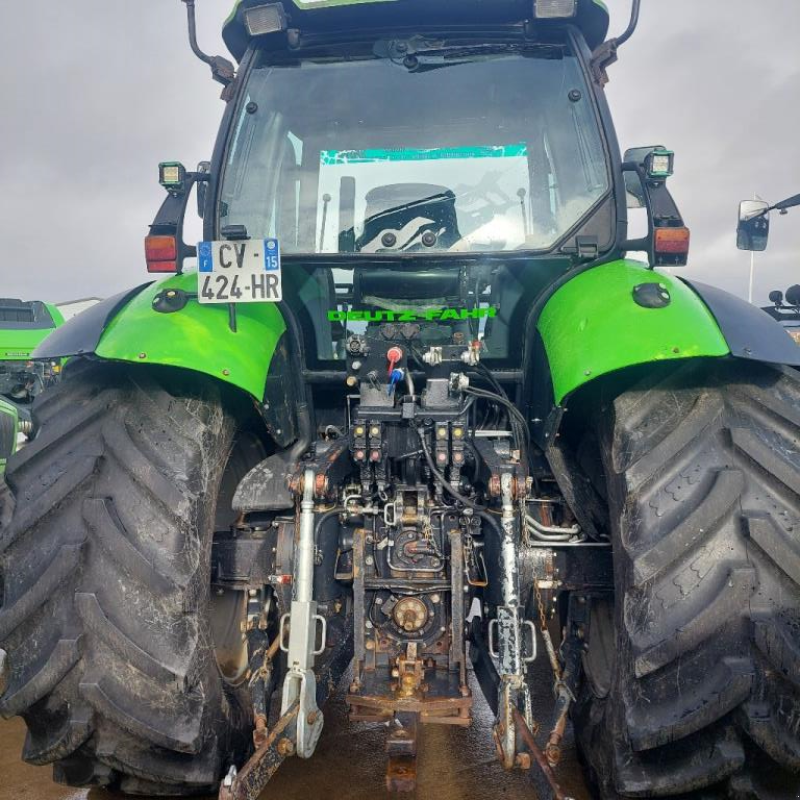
top-left (0, 298), bottom-right (64, 437)
top-left (1, 1), bottom-right (799, 799)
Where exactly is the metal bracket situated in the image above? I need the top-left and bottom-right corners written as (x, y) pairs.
top-left (281, 667), bottom-right (324, 758)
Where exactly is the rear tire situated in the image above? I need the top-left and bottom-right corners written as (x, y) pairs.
top-left (576, 361), bottom-right (800, 799)
top-left (0, 360), bottom-right (264, 795)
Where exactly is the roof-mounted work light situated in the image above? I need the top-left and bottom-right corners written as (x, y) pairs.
top-left (245, 3), bottom-right (288, 36)
top-left (534, 0), bottom-right (577, 19)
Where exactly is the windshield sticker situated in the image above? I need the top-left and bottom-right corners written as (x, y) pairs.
top-left (320, 144), bottom-right (527, 166)
top-left (328, 307), bottom-right (497, 323)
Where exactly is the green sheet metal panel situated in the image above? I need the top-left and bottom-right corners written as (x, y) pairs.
top-left (96, 272), bottom-right (287, 400)
top-left (538, 260), bottom-right (731, 404)
top-left (0, 303), bottom-right (64, 361)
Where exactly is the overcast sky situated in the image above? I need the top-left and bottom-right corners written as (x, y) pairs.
top-left (1, 1), bottom-right (797, 305)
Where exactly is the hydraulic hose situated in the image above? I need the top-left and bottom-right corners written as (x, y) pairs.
top-left (417, 427), bottom-right (485, 511)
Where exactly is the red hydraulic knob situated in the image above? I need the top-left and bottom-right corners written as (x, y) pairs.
top-left (386, 346), bottom-right (404, 375)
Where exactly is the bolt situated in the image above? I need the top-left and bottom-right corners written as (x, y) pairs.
top-left (138, 353), bottom-right (147, 360)
top-left (431, 594), bottom-right (440, 604)
top-left (249, 589), bottom-right (258, 597)
top-left (222, 369), bottom-right (231, 376)
top-left (515, 753), bottom-right (532, 770)
top-left (307, 711), bottom-right (319, 725)
top-left (276, 738), bottom-right (295, 756)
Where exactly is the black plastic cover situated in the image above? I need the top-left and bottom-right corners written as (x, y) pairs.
top-left (682, 278), bottom-right (800, 367)
top-left (32, 284), bottom-right (152, 360)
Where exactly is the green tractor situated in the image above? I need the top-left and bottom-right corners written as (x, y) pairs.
top-left (0, 298), bottom-right (65, 436)
top-left (1, 1), bottom-right (799, 798)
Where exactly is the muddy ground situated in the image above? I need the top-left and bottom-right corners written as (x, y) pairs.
top-left (0, 669), bottom-right (591, 800)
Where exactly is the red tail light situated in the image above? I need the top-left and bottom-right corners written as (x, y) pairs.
top-left (145, 235), bottom-right (178, 273)
top-left (654, 227), bottom-right (690, 254)
top-left (654, 226), bottom-right (690, 266)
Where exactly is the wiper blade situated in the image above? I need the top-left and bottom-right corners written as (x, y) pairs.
top-left (375, 38), bottom-right (562, 71)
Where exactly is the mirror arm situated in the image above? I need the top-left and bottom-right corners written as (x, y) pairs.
top-left (180, 0), bottom-right (236, 88)
top-left (615, 0), bottom-right (642, 48)
top-left (590, 0), bottom-right (641, 85)
top-left (622, 161), bottom-right (688, 268)
top-left (149, 172), bottom-right (207, 272)
top-left (621, 162), bottom-right (655, 267)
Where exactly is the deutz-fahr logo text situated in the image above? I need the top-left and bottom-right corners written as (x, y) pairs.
top-left (327, 307), bottom-right (497, 323)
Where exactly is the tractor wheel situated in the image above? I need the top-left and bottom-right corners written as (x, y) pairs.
top-left (0, 360), bottom-right (267, 795)
top-left (575, 361), bottom-right (800, 799)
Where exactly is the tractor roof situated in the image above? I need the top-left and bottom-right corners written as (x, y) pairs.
top-left (222, 0), bottom-right (610, 62)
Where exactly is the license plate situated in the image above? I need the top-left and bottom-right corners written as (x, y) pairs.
top-left (197, 238), bottom-right (282, 304)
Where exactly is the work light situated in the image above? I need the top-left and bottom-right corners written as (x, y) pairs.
top-left (245, 3), bottom-right (288, 36)
top-left (534, 0), bottom-right (577, 19)
top-left (646, 148), bottom-right (675, 180)
top-left (159, 162), bottom-right (187, 193)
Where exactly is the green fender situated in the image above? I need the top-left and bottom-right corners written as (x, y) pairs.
top-left (96, 272), bottom-right (287, 400)
top-left (537, 260), bottom-right (730, 405)
top-left (0, 397), bottom-right (19, 475)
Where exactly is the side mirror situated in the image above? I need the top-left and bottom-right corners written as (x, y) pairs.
top-left (787, 284), bottom-right (800, 307)
top-left (737, 200), bottom-right (770, 252)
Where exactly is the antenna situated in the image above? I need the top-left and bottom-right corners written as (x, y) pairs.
top-left (180, 0), bottom-right (236, 88)
top-left (591, 0), bottom-right (643, 86)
